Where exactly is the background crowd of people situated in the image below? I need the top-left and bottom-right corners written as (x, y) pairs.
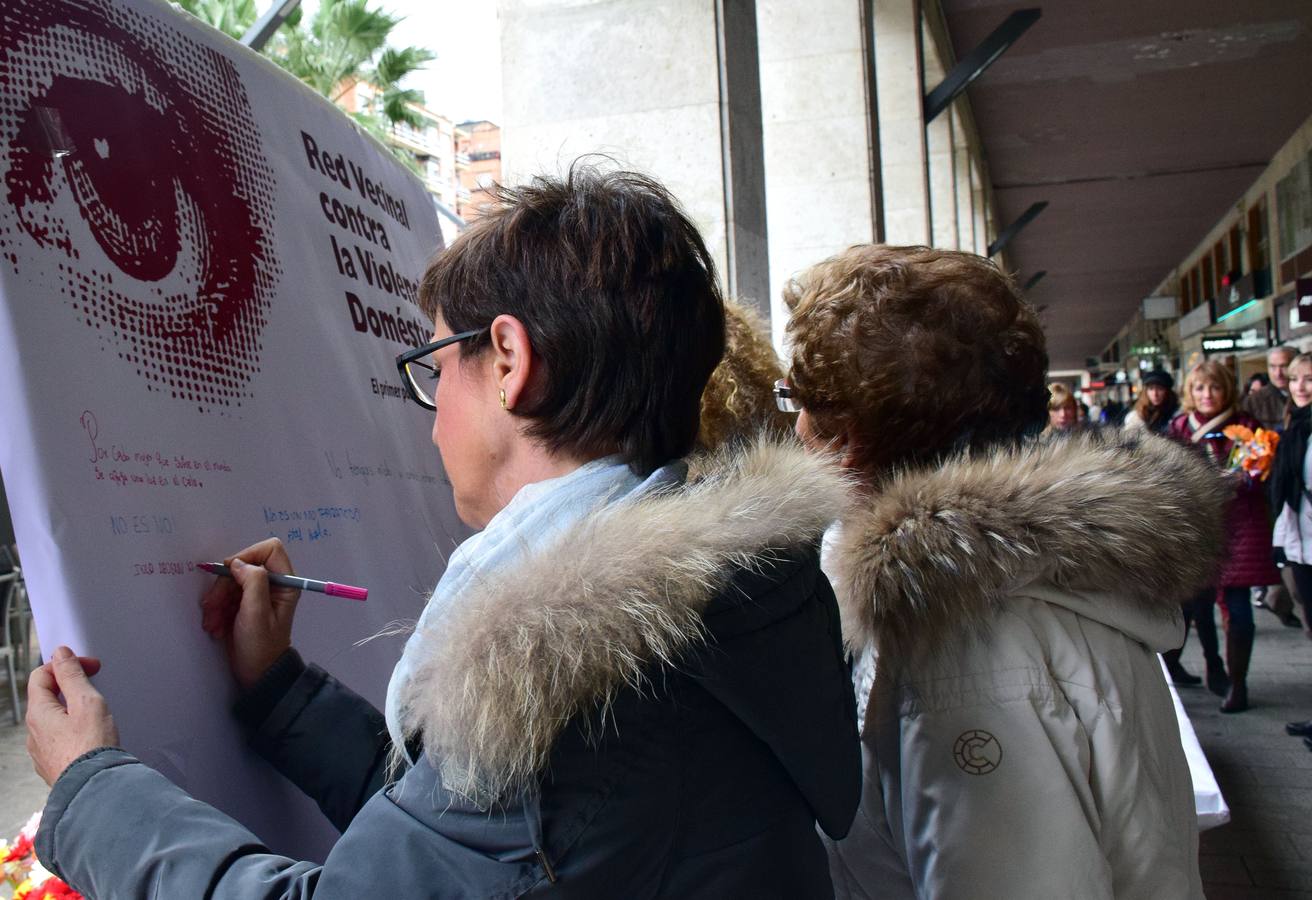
top-left (1048, 346), bottom-right (1312, 723)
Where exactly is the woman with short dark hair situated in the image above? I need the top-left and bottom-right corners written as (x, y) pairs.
top-left (783, 244), bottom-right (1223, 899)
top-left (26, 167), bottom-right (861, 897)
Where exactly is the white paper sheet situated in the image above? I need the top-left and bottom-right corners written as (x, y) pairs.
top-left (0, 0), bottom-right (468, 858)
top-left (1159, 658), bottom-right (1231, 830)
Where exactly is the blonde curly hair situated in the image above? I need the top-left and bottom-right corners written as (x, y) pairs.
top-left (698, 299), bottom-right (795, 449)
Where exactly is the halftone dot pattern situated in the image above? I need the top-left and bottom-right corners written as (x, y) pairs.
top-left (0, 0), bottom-right (281, 413)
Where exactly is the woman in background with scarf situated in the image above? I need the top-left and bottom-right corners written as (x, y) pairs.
top-left (1271, 354), bottom-right (1312, 745)
top-left (1167, 360), bottom-right (1280, 712)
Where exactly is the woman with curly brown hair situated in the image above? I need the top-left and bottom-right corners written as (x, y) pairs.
top-left (783, 244), bottom-right (1224, 899)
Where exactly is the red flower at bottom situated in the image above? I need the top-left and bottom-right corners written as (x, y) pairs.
top-left (33, 875), bottom-right (83, 899)
top-left (3, 834), bottom-right (33, 863)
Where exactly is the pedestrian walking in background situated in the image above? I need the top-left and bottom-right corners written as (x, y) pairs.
top-left (1271, 354), bottom-right (1312, 636)
top-left (1242, 347), bottom-right (1303, 624)
top-left (1046, 382), bottom-right (1082, 433)
top-left (1243, 346), bottom-right (1295, 431)
top-left (1273, 353), bottom-right (1312, 748)
top-left (1124, 369), bottom-right (1180, 435)
top-left (784, 244), bottom-right (1221, 899)
top-left (1168, 360), bottom-right (1281, 712)
top-left (1246, 372), bottom-right (1271, 399)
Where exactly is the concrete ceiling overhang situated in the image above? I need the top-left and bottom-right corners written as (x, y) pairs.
top-left (939, 0), bottom-right (1312, 369)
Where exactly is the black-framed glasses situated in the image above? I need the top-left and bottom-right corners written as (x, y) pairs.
top-left (774, 379), bottom-right (801, 414)
top-left (395, 329), bottom-right (485, 410)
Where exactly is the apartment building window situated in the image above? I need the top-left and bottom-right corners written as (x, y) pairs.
top-left (1202, 255), bottom-right (1215, 300)
top-left (1228, 225), bottom-right (1242, 279)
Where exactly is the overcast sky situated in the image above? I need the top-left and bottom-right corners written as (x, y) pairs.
top-left (294, 0), bottom-right (504, 125)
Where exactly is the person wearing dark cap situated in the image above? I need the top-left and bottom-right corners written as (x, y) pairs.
top-left (1124, 369), bottom-right (1179, 435)
top-left (1135, 371), bottom-right (1205, 685)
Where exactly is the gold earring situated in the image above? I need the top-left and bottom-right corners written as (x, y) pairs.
top-left (499, 388), bottom-right (508, 410)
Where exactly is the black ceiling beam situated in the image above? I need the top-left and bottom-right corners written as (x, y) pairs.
top-left (924, 8), bottom-right (1041, 124)
top-left (1022, 270), bottom-right (1047, 292)
top-left (989, 201), bottom-right (1048, 258)
top-left (242, 0), bottom-right (302, 51)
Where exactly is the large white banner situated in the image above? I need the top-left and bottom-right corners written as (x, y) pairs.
top-left (0, 0), bottom-right (466, 857)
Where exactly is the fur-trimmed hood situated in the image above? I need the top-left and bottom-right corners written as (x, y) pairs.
top-left (398, 438), bottom-right (852, 806)
top-left (831, 431), bottom-right (1228, 661)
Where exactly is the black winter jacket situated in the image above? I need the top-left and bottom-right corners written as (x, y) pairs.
top-left (37, 442), bottom-right (860, 898)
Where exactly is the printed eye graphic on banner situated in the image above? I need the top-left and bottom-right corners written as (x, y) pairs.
top-left (0, 0), bottom-right (281, 412)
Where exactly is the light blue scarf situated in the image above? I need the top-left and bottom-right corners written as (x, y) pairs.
top-left (384, 455), bottom-right (681, 753)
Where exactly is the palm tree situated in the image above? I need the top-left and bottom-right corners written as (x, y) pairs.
top-left (175, 0), bottom-right (435, 156)
top-left (175, 0), bottom-right (259, 40)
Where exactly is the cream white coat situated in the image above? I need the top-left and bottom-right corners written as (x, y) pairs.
top-left (823, 432), bottom-right (1227, 900)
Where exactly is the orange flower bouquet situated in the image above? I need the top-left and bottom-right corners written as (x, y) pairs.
top-left (1, 812), bottom-right (83, 900)
top-left (1223, 424), bottom-right (1280, 481)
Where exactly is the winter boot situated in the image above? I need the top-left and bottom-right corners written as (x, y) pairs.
top-left (1162, 649), bottom-right (1202, 686)
top-left (1221, 627), bottom-right (1254, 713)
top-left (1205, 658), bottom-right (1230, 697)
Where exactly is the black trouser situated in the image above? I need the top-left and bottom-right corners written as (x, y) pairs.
top-left (1188, 586), bottom-right (1255, 663)
top-left (1288, 563), bottom-right (1312, 622)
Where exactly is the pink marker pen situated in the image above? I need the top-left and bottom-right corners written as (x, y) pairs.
top-left (198, 562), bottom-right (368, 601)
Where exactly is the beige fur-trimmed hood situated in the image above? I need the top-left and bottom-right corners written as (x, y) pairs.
top-left (831, 431), bottom-right (1228, 661)
top-left (397, 438), bottom-right (852, 806)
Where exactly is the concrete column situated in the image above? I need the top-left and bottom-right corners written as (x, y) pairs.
top-left (758, 0), bottom-right (878, 345)
top-left (953, 109), bottom-right (975, 253)
top-left (923, 29), bottom-right (957, 249)
top-left (971, 158), bottom-right (988, 256)
top-left (873, 0), bottom-right (930, 245)
top-left (498, 0), bottom-right (770, 315)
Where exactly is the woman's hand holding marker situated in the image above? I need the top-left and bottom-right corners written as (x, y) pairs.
top-left (200, 537), bottom-right (301, 691)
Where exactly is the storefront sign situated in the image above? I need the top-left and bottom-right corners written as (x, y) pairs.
top-left (1141, 295), bottom-right (1177, 320)
top-left (1297, 277), bottom-right (1312, 324)
top-left (1220, 269), bottom-right (1271, 314)
top-left (1202, 327), bottom-right (1268, 353)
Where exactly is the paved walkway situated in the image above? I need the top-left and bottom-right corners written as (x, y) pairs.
top-left (0, 610), bottom-right (1310, 895)
top-left (1181, 604), bottom-right (1312, 898)
top-left (0, 634), bottom-right (45, 843)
